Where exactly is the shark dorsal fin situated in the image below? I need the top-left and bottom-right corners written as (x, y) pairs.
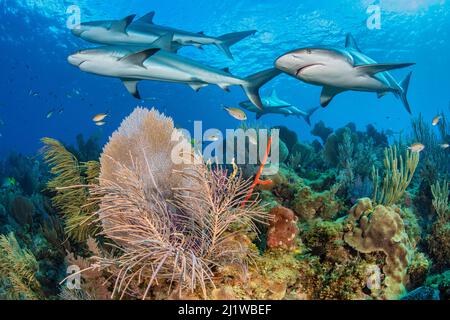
top-left (109, 15), bottom-right (136, 33)
top-left (271, 89), bottom-right (279, 100)
top-left (345, 33), bottom-right (361, 52)
top-left (197, 31), bottom-right (205, 35)
top-left (137, 11), bottom-right (155, 24)
top-left (151, 32), bottom-right (174, 51)
top-left (222, 67), bottom-right (231, 73)
top-left (119, 48), bottom-right (161, 67)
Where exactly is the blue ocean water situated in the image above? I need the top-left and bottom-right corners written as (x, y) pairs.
top-left (0, 0), bottom-right (449, 157)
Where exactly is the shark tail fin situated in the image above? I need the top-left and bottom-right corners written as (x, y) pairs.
top-left (303, 106), bottom-right (320, 126)
top-left (241, 68), bottom-right (281, 110)
top-left (399, 72), bottom-right (413, 114)
top-left (215, 30), bottom-right (257, 60)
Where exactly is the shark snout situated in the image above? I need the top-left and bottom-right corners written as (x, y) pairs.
top-left (71, 27), bottom-right (85, 37)
top-left (67, 53), bottom-right (86, 67)
top-left (275, 54), bottom-right (299, 74)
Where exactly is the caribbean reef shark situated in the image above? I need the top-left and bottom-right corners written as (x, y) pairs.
top-left (275, 33), bottom-right (414, 114)
top-left (239, 90), bottom-right (319, 125)
top-left (72, 12), bottom-right (256, 60)
top-left (67, 44), bottom-right (280, 108)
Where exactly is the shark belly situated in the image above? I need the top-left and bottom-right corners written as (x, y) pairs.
top-left (299, 62), bottom-right (391, 92)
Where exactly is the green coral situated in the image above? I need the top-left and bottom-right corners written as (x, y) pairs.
top-left (292, 184), bottom-right (343, 221)
top-left (0, 233), bottom-right (42, 300)
top-left (407, 252), bottom-right (430, 290)
top-left (372, 146), bottom-right (419, 206)
top-left (41, 138), bottom-right (100, 242)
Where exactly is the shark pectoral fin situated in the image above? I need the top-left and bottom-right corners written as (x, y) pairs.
top-left (377, 92), bottom-right (389, 99)
top-left (188, 82), bottom-right (208, 92)
top-left (217, 83), bottom-right (231, 92)
top-left (119, 48), bottom-right (160, 67)
top-left (320, 86), bottom-right (346, 107)
top-left (109, 14), bottom-right (136, 33)
top-left (345, 33), bottom-right (362, 52)
top-left (121, 79), bottom-right (141, 99)
top-left (355, 63), bottom-right (415, 76)
top-left (151, 32), bottom-right (174, 51)
top-left (136, 11), bottom-right (155, 24)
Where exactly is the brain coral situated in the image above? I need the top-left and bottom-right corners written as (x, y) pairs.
top-left (344, 198), bottom-right (412, 299)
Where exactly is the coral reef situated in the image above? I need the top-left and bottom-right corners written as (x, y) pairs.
top-left (0, 109), bottom-right (447, 301)
top-left (311, 120), bottom-right (333, 144)
top-left (0, 232), bottom-right (42, 299)
top-left (344, 198), bottom-right (412, 299)
top-left (42, 138), bottom-right (99, 242)
top-left (266, 207), bottom-right (299, 250)
top-left (82, 107), bottom-right (268, 299)
top-left (372, 146), bottom-right (419, 206)
top-left (292, 184), bottom-right (343, 221)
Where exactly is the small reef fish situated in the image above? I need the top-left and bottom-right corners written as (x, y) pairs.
top-left (408, 143), bottom-right (425, 153)
top-left (95, 121), bottom-right (107, 126)
top-left (224, 107), bottom-right (247, 121)
top-left (440, 143), bottom-right (449, 149)
top-left (93, 113), bottom-right (109, 122)
top-left (432, 115), bottom-right (442, 126)
top-left (205, 135), bottom-right (220, 142)
top-left (29, 90), bottom-right (40, 97)
top-left (46, 109), bottom-right (55, 119)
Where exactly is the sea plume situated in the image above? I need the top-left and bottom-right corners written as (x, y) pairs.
top-left (88, 107), bottom-right (267, 299)
top-left (41, 138), bottom-right (100, 241)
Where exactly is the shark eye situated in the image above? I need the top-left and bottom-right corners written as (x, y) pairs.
top-left (306, 49), bottom-right (312, 54)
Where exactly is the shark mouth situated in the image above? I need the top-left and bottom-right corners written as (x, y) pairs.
top-left (295, 63), bottom-right (322, 76)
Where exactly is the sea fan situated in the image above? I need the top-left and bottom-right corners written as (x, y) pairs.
top-left (88, 107), bottom-right (267, 299)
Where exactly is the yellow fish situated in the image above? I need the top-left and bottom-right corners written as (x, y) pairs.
top-left (408, 143), bottom-right (425, 153)
top-left (95, 121), bottom-right (106, 126)
top-left (224, 107), bottom-right (247, 121)
top-left (93, 113), bottom-right (108, 122)
top-left (432, 115), bottom-right (442, 126)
